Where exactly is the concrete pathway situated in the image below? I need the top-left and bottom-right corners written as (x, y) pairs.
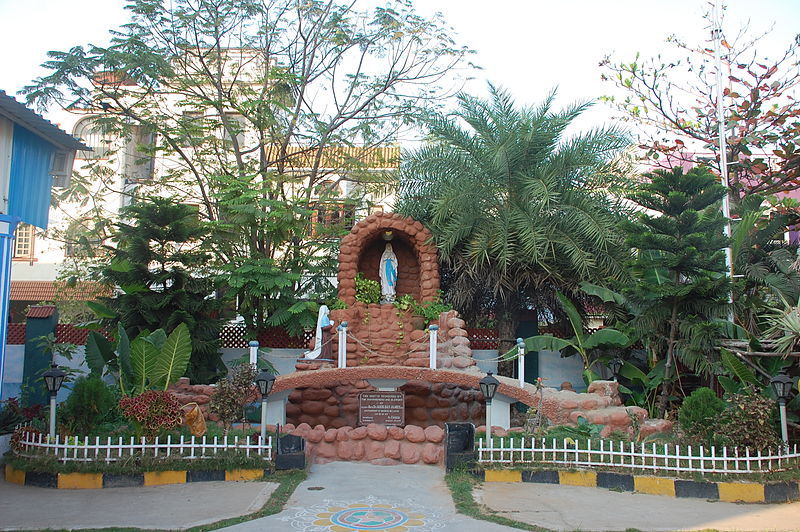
top-left (477, 481), bottom-right (800, 532)
top-left (219, 462), bottom-right (513, 532)
top-left (0, 478), bottom-right (276, 530)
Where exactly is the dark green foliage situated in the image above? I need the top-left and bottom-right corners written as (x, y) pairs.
top-left (60, 377), bottom-right (120, 435)
top-left (354, 273), bottom-right (381, 304)
top-left (0, 398), bottom-right (24, 435)
top-left (622, 166), bottom-right (731, 415)
top-left (210, 364), bottom-right (259, 434)
top-left (713, 391), bottom-right (782, 451)
top-left (101, 197), bottom-right (224, 383)
top-left (397, 84), bottom-right (632, 359)
top-left (678, 387), bottom-right (725, 443)
top-left (544, 417), bottom-right (604, 441)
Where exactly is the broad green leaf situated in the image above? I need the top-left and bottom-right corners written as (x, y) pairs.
top-left (717, 375), bottom-right (743, 395)
top-left (86, 301), bottom-right (117, 319)
top-left (85, 332), bottom-right (110, 375)
top-left (579, 282), bottom-right (625, 305)
top-left (714, 319), bottom-right (749, 340)
top-left (153, 323), bottom-right (192, 389)
top-left (583, 368), bottom-right (600, 384)
top-left (720, 348), bottom-right (760, 386)
top-left (619, 361), bottom-right (650, 385)
top-left (130, 337), bottom-right (158, 393)
top-left (144, 329), bottom-right (167, 351)
top-left (556, 292), bottom-right (585, 344)
top-left (120, 283), bottom-right (148, 294)
top-left (583, 328), bottom-right (630, 349)
top-left (109, 258), bottom-right (133, 272)
top-left (116, 324), bottom-right (133, 380)
top-left (524, 335), bottom-right (574, 353)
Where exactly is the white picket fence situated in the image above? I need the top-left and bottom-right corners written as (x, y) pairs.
top-left (14, 430), bottom-right (273, 462)
top-left (478, 437), bottom-right (800, 474)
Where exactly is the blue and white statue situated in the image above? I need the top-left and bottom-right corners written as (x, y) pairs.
top-left (379, 242), bottom-right (398, 303)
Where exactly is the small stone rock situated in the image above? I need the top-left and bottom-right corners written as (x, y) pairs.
top-left (400, 442), bottom-right (421, 464)
top-left (387, 426), bottom-right (405, 440)
top-left (350, 426), bottom-right (368, 440)
top-left (424, 425), bottom-right (444, 443)
top-left (366, 423), bottom-right (388, 441)
top-left (384, 439), bottom-right (401, 459)
top-left (324, 428), bottom-right (338, 442)
top-left (422, 443), bottom-right (442, 464)
top-left (404, 425), bottom-right (426, 443)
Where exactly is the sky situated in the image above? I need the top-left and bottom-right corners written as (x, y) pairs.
top-left (0, 0), bottom-right (798, 137)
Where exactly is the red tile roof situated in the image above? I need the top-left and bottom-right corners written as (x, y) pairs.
top-left (10, 281), bottom-right (111, 301)
top-left (27, 305), bottom-right (56, 318)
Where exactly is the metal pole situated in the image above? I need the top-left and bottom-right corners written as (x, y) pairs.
top-left (429, 325), bottom-right (439, 369)
top-left (49, 393), bottom-right (57, 436)
top-left (517, 337), bottom-right (525, 389)
top-left (712, 0), bottom-right (735, 316)
top-left (249, 340), bottom-right (259, 366)
top-left (779, 400), bottom-right (789, 445)
top-left (260, 396), bottom-right (268, 444)
top-left (486, 399), bottom-right (492, 442)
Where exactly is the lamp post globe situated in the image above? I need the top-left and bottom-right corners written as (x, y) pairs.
top-left (42, 365), bottom-right (66, 436)
top-left (479, 372), bottom-right (500, 441)
top-left (609, 358), bottom-right (623, 381)
top-left (254, 369), bottom-right (276, 444)
top-left (771, 373), bottom-right (794, 446)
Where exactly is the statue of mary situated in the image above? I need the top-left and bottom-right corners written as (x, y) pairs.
top-left (379, 242), bottom-right (398, 303)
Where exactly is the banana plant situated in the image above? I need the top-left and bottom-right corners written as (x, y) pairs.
top-left (85, 323), bottom-right (191, 395)
top-left (504, 292), bottom-right (630, 384)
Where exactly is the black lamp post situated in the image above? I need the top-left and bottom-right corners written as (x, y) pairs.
top-left (479, 372), bottom-right (500, 441)
top-left (255, 369), bottom-right (276, 444)
top-left (609, 358), bottom-right (623, 382)
top-left (42, 365), bottom-right (66, 436)
top-left (770, 373), bottom-right (794, 445)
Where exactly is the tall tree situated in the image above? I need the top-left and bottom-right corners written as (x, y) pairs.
top-left (600, 9), bottom-right (800, 197)
top-left (397, 84), bottom-right (632, 363)
top-left (622, 166), bottom-right (730, 416)
top-left (23, 0), bottom-right (470, 335)
top-left (101, 197), bottom-right (225, 383)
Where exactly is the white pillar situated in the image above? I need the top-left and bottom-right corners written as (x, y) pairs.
top-left (248, 340), bottom-right (259, 366)
top-left (517, 337), bottom-right (525, 389)
top-left (337, 322), bottom-right (348, 369)
top-left (429, 325), bottom-right (439, 369)
top-left (485, 399), bottom-right (492, 441)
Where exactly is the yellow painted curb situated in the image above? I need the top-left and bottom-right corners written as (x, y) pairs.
top-left (484, 470), bottom-right (522, 483)
top-left (634, 476), bottom-right (676, 496)
top-left (718, 482), bottom-right (765, 503)
top-left (559, 471), bottom-right (597, 487)
top-left (143, 470), bottom-right (186, 486)
top-left (225, 469), bottom-right (264, 482)
top-left (4, 464), bottom-right (25, 485)
top-left (58, 472), bottom-right (103, 490)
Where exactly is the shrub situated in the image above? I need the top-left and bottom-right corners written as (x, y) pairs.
top-left (713, 391), bottom-right (782, 451)
top-left (11, 426), bottom-right (42, 452)
top-left (355, 272), bottom-right (381, 304)
top-left (678, 387), bottom-right (725, 443)
top-left (119, 391), bottom-right (183, 438)
top-left (60, 377), bottom-right (119, 435)
top-left (210, 364), bottom-right (258, 434)
top-left (0, 398), bottom-right (23, 435)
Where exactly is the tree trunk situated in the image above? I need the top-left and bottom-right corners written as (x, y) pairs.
top-left (657, 298), bottom-right (680, 418)
top-left (496, 302), bottom-right (519, 377)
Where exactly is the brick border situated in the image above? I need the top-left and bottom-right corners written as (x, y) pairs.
top-left (4, 464), bottom-right (272, 490)
top-left (480, 468), bottom-right (800, 503)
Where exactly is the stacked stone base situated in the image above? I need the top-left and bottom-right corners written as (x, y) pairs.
top-left (287, 422), bottom-right (444, 465)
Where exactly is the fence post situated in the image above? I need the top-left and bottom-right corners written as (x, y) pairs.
top-left (337, 322), bottom-right (348, 368)
top-left (248, 340), bottom-right (259, 366)
top-left (429, 325), bottom-right (439, 369)
top-left (517, 337), bottom-right (525, 388)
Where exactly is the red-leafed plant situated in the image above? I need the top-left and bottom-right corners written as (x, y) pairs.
top-left (119, 391), bottom-right (182, 438)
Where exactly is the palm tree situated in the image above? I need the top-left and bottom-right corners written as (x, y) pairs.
top-left (397, 84), bottom-right (632, 366)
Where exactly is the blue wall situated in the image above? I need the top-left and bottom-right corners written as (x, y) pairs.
top-left (8, 124), bottom-right (54, 229)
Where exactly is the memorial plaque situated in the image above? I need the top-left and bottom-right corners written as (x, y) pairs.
top-left (358, 391), bottom-right (405, 426)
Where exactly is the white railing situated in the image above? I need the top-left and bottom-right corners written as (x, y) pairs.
top-left (478, 437), bottom-right (800, 474)
top-left (15, 431), bottom-right (273, 463)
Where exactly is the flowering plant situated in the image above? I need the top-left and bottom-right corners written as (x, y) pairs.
top-left (119, 391), bottom-right (182, 438)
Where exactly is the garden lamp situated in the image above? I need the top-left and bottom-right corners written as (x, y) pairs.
top-left (255, 369), bottom-right (276, 444)
top-left (479, 372), bottom-right (500, 442)
top-left (42, 365), bottom-right (66, 436)
top-left (609, 358), bottom-right (623, 381)
top-left (770, 373), bottom-right (794, 445)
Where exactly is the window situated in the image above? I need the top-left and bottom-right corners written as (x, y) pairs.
top-left (73, 118), bottom-right (115, 159)
top-left (13, 224), bottom-right (35, 260)
top-left (312, 202), bottom-right (356, 237)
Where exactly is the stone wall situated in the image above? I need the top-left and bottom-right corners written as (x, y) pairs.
top-left (286, 379), bottom-right (485, 429)
top-left (286, 422), bottom-right (444, 465)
